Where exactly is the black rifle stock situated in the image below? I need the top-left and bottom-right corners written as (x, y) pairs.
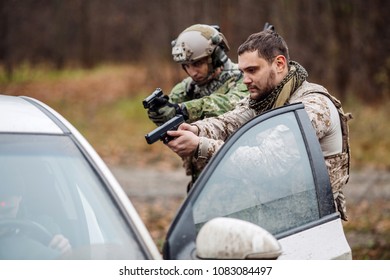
top-left (145, 115), bottom-right (185, 144)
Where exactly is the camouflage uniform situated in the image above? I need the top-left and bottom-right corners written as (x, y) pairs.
top-left (170, 60), bottom-right (248, 184)
top-left (162, 24), bottom-right (250, 185)
top-left (192, 61), bottom-right (352, 220)
top-left (169, 60), bottom-right (247, 122)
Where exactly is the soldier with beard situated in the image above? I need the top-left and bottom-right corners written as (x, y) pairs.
top-left (166, 29), bottom-right (352, 220)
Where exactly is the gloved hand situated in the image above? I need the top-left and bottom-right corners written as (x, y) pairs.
top-left (148, 103), bottom-right (178, 126)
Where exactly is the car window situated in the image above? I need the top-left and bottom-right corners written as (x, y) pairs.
top-left (0, 134), bottom-right (147, 259)
top-left (192, 112), bottom-right (320, 235)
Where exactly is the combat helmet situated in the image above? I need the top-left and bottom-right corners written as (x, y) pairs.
top-left (171, 24), bottom-right (230, 68)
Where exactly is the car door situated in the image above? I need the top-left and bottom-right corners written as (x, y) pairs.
top-left (163, 102), bottom-right (351, 260)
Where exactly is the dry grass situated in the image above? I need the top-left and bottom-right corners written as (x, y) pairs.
top-left (344, 199), bottom-right (390, 259)
top-left (0, 63), bottom-right (185, 169)
top-left (345, 95), bottom-right (390, 170)
top-left (2, 63), bottom-right (389, 171)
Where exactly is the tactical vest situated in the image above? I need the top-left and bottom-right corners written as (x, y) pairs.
top-left (294, 82), bottom-right (352, 220)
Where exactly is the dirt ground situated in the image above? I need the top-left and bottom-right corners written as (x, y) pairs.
top-left (109, 165), bottom-right (390, 259)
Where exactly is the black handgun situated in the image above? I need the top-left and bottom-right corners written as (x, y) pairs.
top-left (142, 88), bottom-right (168, 110)
top-left (145, 115), bottom-right (185, 144)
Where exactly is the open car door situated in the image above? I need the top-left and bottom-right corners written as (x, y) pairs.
top-left (163, 103), bottom-right (351, 260)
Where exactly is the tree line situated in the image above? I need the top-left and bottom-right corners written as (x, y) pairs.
top-left (0, 0), bottom-right (389, 101)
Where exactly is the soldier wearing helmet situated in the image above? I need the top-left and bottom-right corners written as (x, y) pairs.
top-left (171, 24), bottom-right (231, 85)
top-left (148, 24), bottom-right (248, 125)
top-left (148, 24), bottom-right (248, 187)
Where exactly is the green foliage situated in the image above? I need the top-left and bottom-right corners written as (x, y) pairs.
top-left (54, 94), bottom-right (168, 167)
top-left (111, 96), bottom-right (149, 121)
top-left (0, 63), bottom-right (90, 85)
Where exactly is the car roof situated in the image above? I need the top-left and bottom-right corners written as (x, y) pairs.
top-left (0, 94), bottom-right (63, 134)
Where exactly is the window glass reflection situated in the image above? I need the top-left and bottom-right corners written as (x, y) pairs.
top-left (193, 113), bottom-right (320, 235)
top-left (0, 134), bottom-right (146, 259)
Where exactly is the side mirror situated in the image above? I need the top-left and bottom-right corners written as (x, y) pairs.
top-left (196, 217), bottom-right (282, 259)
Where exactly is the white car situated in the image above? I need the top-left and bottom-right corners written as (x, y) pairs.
top-left (0, 94), bottom-right (351, 260)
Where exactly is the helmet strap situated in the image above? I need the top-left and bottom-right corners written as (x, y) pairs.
top-left (200, 58), bottom-right (220, 85)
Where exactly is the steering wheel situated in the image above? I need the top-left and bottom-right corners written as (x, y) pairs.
top-left (0, 219), bottom-right (53, 245)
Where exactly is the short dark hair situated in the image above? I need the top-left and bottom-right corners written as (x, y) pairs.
top-left (237, 30), bottom-right (290, 63)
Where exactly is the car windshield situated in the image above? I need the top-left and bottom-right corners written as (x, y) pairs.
top-left (192, 112), bottom-right (320, 236)
top-left (0, 134), bottom-right (147, 259)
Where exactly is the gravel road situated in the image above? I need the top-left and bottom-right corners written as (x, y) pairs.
top-left (109, 165), bottom-right (189, 199)
top-left (109, 165), bottom-right (390, 203)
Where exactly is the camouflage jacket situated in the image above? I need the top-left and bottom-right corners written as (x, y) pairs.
top-left (169, 59), bottom-right (249, 123)
top-left (169, 59), bottom-right (248, 186)
top-left (193, 81), bottom-right (352, 220)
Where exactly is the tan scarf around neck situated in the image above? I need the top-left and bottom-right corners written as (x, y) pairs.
top-left (249, 61), bottom-right (308, 114)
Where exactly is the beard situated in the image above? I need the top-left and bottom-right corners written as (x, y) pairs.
top-left (249, 70), bottom-right (276, 101)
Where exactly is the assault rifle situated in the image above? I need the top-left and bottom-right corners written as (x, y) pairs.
top-left (145, 114), bottom-right (185, 144)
